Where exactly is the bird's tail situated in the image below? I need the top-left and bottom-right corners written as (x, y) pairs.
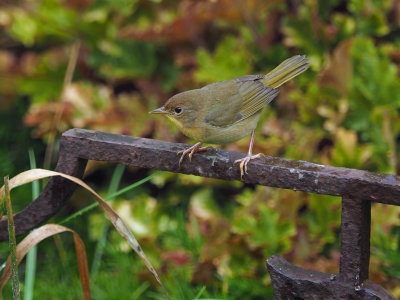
top-left (260, 55), bottom-right (309, 88)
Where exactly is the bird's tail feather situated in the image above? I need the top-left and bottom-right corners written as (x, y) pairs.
top-left (261, 55), bottom-right (309, 88)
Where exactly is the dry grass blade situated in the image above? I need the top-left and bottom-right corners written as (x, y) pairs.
top-left (0, 224), bottom-right (91, 300)
top-left (3, 176), bottom-right (20, 300)
top-left (0, 169), bottom-right (171, 300)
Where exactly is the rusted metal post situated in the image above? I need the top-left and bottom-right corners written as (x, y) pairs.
top-left (339, 196), bottom-right (371, 285)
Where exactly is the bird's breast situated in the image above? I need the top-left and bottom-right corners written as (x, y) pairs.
top-left (187, 113), bottom-right (261, 145)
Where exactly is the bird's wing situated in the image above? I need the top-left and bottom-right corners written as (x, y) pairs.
top-left (202, 91), bottom-right (244, 127)
top-left (235, 78), bottom-right (279, 122)
top-left (202, 76), bottom-right (279, 127)
top-left (235, 74), bottom-right (265, 82)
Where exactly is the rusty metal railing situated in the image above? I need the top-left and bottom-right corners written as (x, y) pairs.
top-left (1, 128), bottom-right (398, 299)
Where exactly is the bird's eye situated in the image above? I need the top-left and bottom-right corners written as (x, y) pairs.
top-left (174, 107), bottom-right (182, 114)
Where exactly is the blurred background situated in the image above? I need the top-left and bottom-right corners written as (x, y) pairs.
top-left (1, 0), bottom-right (400, 299)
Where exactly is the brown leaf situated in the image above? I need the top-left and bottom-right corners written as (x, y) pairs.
top-left (23, 102), bottom-right (74, 138)
top-left (318, 39), bottom-right (353, 96)
top-left (120, 0), bottom-right (270, 45)
top-left (192, 260), bottom-right (217, 285)
top-left (162, 249), bottom-right (191, 267)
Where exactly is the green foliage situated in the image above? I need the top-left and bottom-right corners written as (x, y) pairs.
top-left (373, 227), bottom-right (400, 279)
top-left (302, 194), bottom-right (341, 245)
top-left (282, 11), bottom-right (326, 64)
top-left (17, 63), bottom-right (65, 104)
top-left (233, 197), bottom-right (295, 257)
top-left (92, 0), bottom-right (139, 16)
top-left (347, 37), bottom-right (400, 171)
top-left (88, 39), bottom-right (157, 79)
top-left (195, 36), bottom-right (252, 83)
top-left (9, 0), bottom-right (77, 45)
top-left (330, 128), bottom-right (372, 169)
top-left (350, 38), bottom-right (400, 120)
top-left (348, 0), bottom-right (390, 36)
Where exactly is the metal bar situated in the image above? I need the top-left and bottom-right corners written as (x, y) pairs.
top-left (63, 129), bottom-right (400, 204)
top-left (339, 196), bottom-right (371, 285)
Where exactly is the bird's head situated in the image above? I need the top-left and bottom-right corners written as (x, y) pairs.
top-left (149, 90), bottom-right (200, 129)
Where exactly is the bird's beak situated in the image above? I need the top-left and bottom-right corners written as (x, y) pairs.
top-left (149, 107), bottom-right (168, 114)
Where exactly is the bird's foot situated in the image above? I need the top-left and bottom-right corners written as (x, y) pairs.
top-left (234, 153), bottom-right (263, 180)
top-left (177, 142), bottom-right (211, 167)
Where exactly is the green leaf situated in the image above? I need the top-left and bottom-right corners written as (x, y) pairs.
top-left (194, 35), bottom-right (252, 83)
top-left (303, 194), bottom-right (341, 244)
top-left (232, 202), bottom-right (295, 257)
top-left (348, 0), bottom-right (390, 37)
top-left (88, 39), bottom-right (157, 79)
top-left (9, 10), bottom-right (38, 46)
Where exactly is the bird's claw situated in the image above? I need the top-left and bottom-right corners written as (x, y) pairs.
top-left (177, 143), bottom-right (210, 167)
top-left (234, 153), bottom-right (263, 180)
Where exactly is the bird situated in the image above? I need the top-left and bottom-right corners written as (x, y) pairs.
top-left (150, 55), bottom-right (309, 179)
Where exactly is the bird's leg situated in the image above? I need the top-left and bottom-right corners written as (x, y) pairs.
top-left (177, 142), bottom-right (210, 167)
top-left (234, 130), bottom-right (263, 180)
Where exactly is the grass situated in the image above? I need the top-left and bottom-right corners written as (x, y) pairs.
top-left (23, 149), bottom-right (40, 300)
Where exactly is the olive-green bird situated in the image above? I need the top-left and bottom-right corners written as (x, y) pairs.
top-left (150, 55), bottom-right (309, 179)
